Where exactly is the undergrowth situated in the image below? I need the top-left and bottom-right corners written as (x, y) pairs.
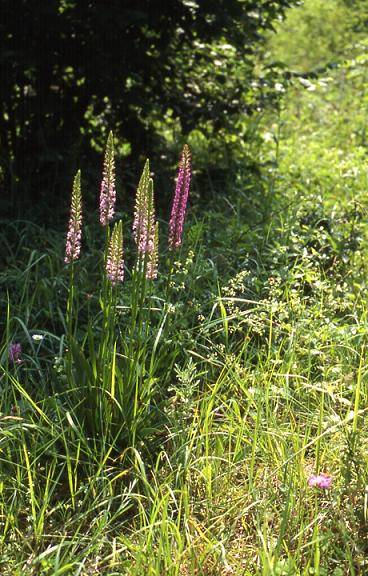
top-left (1, 1), bottom-right (368, 574)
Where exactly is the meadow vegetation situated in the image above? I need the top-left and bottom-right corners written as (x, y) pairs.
top-left (1, 1), bottom-right (368, 574)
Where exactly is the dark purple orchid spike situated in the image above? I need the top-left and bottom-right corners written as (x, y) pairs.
top-left (9, 342), bottom-right (22, 364)
top-left (168, 144), bottom-right (191, 249)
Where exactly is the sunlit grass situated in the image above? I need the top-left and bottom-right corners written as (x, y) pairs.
top-left (1, 6), bottom-right (368, 575)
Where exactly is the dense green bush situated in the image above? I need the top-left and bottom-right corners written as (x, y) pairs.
top-left (268, 0), bottom-right (368, 73)
top-left (0, 0), bottom-right (294, 219)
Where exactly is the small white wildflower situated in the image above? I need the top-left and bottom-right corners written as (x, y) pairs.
top-left (32, 334), bottom-right (44, 341)
top-left (274, 82), bottom-right (285, 93)
top-left (263, 132), bottom-right (274, 143)
top-left (298, 77), bottom-right (316, 91)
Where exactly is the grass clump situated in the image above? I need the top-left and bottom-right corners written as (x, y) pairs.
top-left (1, 3), bottom-right (368, 574)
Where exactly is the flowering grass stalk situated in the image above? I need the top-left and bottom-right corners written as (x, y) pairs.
top-left (106, 221), bottom-right (124, 285)
top-left (99, 131), bottom-right (116, 227)
top-left (65, 170), bottom-right (82, 321)
top-left (65, 170), bottom-right (82, 264)
top-left (130, 162), bottom-right (160, 443)
top-left (133, 160), bottom-right (158, 282)
top-left (96, 221), bottom-right (124, 439)
top-left (99, 131), bottom-right (118, 339)
top-left (146, 222), bottom-right (159, 280)
top-left (133, 161), bottom-right (156, 255)
top-left (131, 162), bottom-right (156, 336)
top-left (168, 144), bottom-right (191, 250)
top-left (133, 159), bottom-right (149, 246)
top-left (65, 171), bottom-right (82, 387)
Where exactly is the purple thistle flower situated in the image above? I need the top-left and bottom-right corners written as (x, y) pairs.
top-left (65, 170), bottom-right (82, 264)
top-left (106, 220), bottom-right (124, 285)
top-left (9, 342), bottom-right (22, 364)
top-left (168, 144), bottom-right (191, 250)
top-left (99, 131), bottom-right (116, 226)
top-left (308, 473), bottom-right (333, 489)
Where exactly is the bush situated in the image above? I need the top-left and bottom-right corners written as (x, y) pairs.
top-left (0, 0), bottom-right (294, 219)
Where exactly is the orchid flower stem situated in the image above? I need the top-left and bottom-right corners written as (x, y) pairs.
top-left (66, 261), bottom-right (75, 385)
top-left (130, 253), bottom-right (150, 447)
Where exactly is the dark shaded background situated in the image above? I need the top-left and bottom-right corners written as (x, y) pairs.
top-left (0, 0), bottom-right (293, 223)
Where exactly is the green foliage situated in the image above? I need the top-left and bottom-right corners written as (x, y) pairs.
top-left (1, 2), bottom-right (368, 574)
top-left (0, 0), bottom-right (294, 218)
top-left (268, 0), bottom-right (358, 71)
